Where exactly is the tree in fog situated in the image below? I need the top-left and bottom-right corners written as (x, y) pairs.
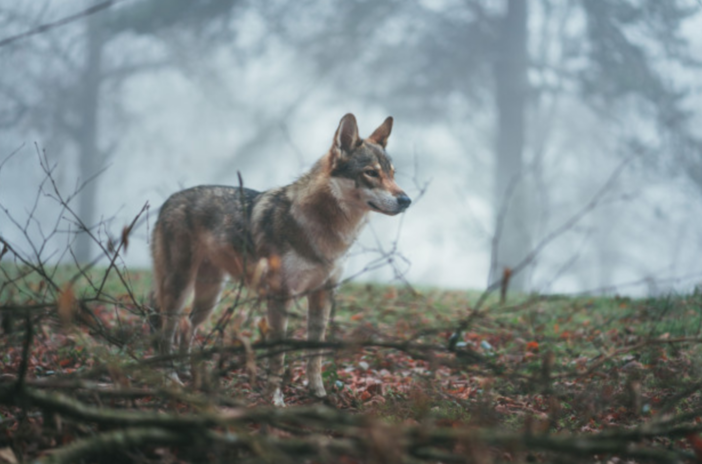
top-left (581, 1), bottom-right (702, 187)
top-left (258, 0), bottom-right (700, 291)
top-left (3, 0), bottom-right (700, 288)
top-left (491, 0), bottom-right (529, 290)
top-left (0, 0), bottom-right (241, 262)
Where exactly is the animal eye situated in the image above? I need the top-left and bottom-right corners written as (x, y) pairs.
top-left (364, 170), bottom-right (379, 178)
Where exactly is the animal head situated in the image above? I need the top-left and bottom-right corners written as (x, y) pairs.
top-left (327, 113), bottom-right (411, 216)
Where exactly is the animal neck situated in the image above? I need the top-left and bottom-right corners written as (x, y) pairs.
top-left (290, 162), bottom-right (367, 259)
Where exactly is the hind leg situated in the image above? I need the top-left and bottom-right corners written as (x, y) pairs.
top-left (154, 249), bottom-right (197, 383)
top-left (184, 260), bottom-right (225, 352)
top-left (158, 275), bottom-right (194, 357)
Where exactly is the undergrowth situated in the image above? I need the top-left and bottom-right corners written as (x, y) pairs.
top-left (2, 263), bottom-right (702, 462)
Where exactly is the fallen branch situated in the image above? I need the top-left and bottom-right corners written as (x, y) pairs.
top-left (37, 427), bottom-right (183, 464)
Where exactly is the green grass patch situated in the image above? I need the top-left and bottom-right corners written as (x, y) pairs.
top-left (2, 263), bottom-right (702, 451)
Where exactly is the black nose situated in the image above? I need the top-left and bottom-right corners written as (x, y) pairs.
top-left (397, 194), bottom-right (412, 210)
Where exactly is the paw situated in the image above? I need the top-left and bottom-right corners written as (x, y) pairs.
top-left (272, 388), bottom-right (286, 407)
top-left (166, 370), bottom-right (184, 386)
top-left (308, 380), bottom-right (327, 399)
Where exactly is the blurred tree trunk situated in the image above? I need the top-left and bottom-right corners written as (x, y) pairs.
top-left (70, 0), bottom-right (243, 262)
top-left (74, 15), bottom-right (105, 263)
top-left (490, 0), bottom-right (530, 292)
top-left (2, 2), bottom-right (244, 264)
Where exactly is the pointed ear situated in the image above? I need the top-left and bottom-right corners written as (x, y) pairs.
top-left (334, 113), bottom-right (360, 153)
top-left (368, 116), bottom-right (393, 148)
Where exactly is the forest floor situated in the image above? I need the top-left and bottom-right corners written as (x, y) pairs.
top-left (2, 265), bottom-right (702, 463)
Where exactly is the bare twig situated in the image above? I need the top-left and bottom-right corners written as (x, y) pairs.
top-left (0, 1), bottom-right (124, 48)
top-left (449, 156), bottom-right (634, 351)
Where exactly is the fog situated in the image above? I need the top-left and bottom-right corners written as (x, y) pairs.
top-left (2, 0), bottom-right (702, 296)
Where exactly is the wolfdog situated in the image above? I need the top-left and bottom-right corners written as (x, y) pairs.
top-left (151, 113), bottom-right (411, 405)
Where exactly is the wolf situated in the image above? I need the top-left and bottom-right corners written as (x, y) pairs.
top-left (151, 113), bottom-right (411, 406)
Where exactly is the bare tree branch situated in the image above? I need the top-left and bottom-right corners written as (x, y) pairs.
top-left (0, 1), bottom-right (125, 48)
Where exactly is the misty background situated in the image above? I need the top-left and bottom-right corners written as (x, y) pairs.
top-left (2, 0), bottom-right (702, 296)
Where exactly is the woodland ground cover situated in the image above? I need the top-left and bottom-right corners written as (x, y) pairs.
top-left (1, 264), bottom-right (702, 463)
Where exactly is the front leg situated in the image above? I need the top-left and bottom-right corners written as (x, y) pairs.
top-left (266, 295), bottom-right (290, 407)
top-left (306, 287), bottom-right (333, 399)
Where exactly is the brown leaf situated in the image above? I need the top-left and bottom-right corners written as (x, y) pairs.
top-left (257, 317), bottom-right (269, 339)
top-left (121, 225), bottom-right (132, 252)
top-left (525, 341), bottom-right (539, 352)
top-left (383, 287), bottom-right (398, 300)
top-left (500, 267), bottom-right (512, 303)
top-left (686, 434), bottom-right (702, 463)
top-left (57, 284), bottom-right (76, 326)
top-left (268, 254), bottom-right (281, 272)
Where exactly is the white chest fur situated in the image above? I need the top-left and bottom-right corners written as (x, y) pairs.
top-left (281, 251), bottom-right (343, 296)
